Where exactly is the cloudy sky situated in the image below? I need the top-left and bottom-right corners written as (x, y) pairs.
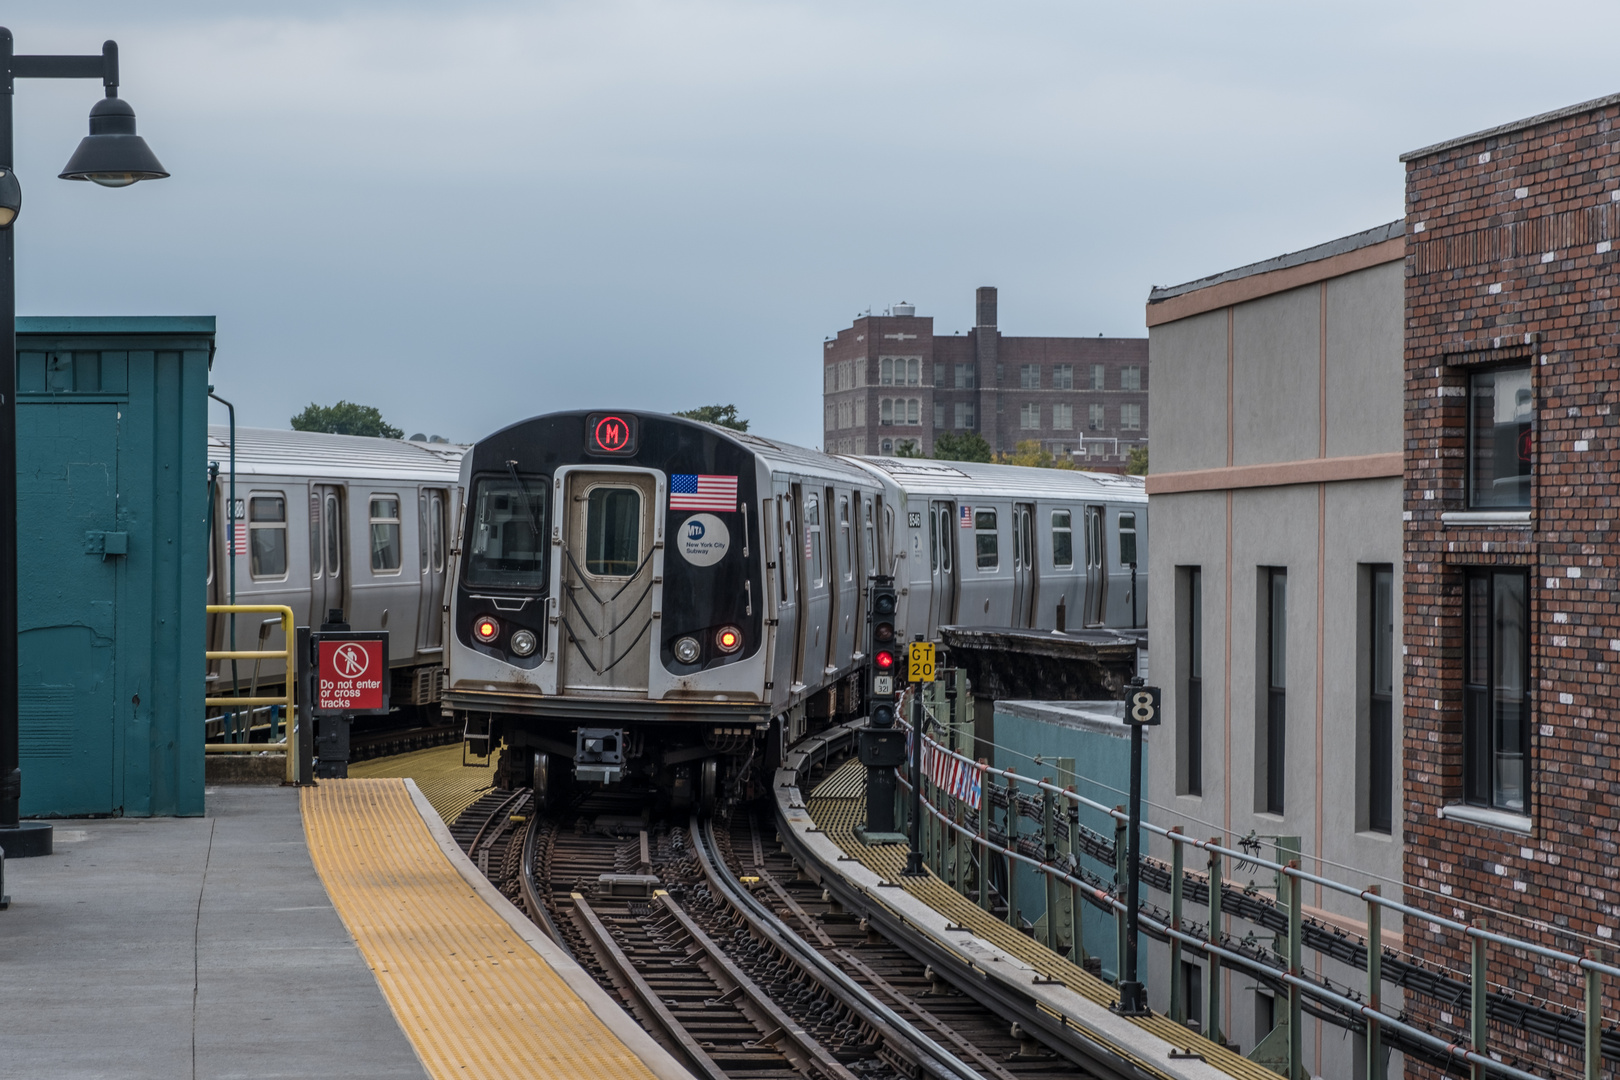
top-left (9, 1), bottom-right (1620, 447)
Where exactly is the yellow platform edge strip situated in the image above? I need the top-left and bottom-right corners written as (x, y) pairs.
top-left (348, 743), bottom-right (494, 823)
top-left (302, 778), bottom-right (661, 1080)
top-left (807, 758), bottom-right (1278, 1080)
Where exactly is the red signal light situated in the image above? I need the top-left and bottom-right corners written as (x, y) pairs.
top-left (715, 626), bottom-right (742, 653)
top-left (875, 649), bottom-right (895, 670)
top-left (475, 617), bottom-right (500, 642)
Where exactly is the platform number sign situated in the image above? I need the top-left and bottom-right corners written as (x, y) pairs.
top-left (1126, 685), bottom-right (1162, 726)
top-left (907, 642), bottom-right (936, 684)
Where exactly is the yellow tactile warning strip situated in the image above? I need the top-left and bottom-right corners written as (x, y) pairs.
top-left (302, 778), bottom-right (661, 1080)
top-left (808, 759), bottom-right (1279, 1080)
top-left (349, 743), bottom-right (493, 823)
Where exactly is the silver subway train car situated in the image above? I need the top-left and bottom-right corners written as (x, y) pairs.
top-left (443, 410), bottom-right (1146, 810)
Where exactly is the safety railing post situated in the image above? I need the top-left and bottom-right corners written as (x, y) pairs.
top-left (1470, 923), bottom-right (1488, 1080)
top-left (1585, 950), bottom-right (1603, 1080)
top-left (1056, 761), bottom-right (1076, 960)
top-left (1366, 885), bottom-right (1382, 1080)
top-left (977, 760), bottom-right (991, 913)
top-left (1286, 861), bottom-right (1303, 1080)
top-left (1004, 769), bottom-right (1019, 929)
top-left (1169, 827), bottom-right (1184, 1025)
top-left (1041, 778), bottom-right (1057, 952)
top-left (1207, 840), bottom-right (1223, 1046)
top-left (1114, 807), bottom-right (1127, 982)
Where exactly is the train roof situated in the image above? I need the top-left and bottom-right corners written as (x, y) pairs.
top-left (686, 422), bottom-right (879, 484)
top-left (841, 456), bottom-right (1147, 502)
top-left (206, 426), bottom-right (467, 481)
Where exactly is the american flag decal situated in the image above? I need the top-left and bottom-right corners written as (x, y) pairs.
top-left (670, 474), bottom-right (738, 512)
top-left (228, 528), bottom-right (247, 556)
top-left (959, 504), bottom-right (972, 528)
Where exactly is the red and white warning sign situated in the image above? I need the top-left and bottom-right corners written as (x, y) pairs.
top-left (318, 639), bottom-right (385, 711)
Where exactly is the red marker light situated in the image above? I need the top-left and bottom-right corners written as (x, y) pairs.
top-left (715, 626), bottom-right (742, 654)
top-left (875, 650), bottom-right (895, 670)
top-left (475, 617), bottom-right (500, 642)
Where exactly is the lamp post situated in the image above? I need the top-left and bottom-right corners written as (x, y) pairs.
top-left (0, 31), bottom-right (168, 859)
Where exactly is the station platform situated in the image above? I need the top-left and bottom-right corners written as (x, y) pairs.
top-left (4, 770), bottom-right (686, 1080)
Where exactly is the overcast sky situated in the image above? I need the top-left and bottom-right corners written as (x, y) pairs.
top-left (8, 1), bottom-right (1620, 447)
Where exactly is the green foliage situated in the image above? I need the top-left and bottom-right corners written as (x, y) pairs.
top-left (289, 401), bottom-right (403, 439)
top-left (931, 430), bottom-right (993, 463)
top-left (997, 439), bottom-right (1076, 470)
top-left (894, 439), bottom-right (924, 458)
top-left (673, 404), bottom-right (749, 431)
top-left (1126, 444), bottom-right (1149, 475)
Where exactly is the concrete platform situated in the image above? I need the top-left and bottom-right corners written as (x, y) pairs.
top-left (1, 786), bottom-right (430, 1080)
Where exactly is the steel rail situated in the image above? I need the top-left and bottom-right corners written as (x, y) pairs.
top-left (518, 812), bottom-right (573, 958)
top-left (691, 815), bottom-right (983, 1080)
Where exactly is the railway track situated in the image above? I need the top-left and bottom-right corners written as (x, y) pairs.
top-left (450, 768), bottom-right (1090, 1080)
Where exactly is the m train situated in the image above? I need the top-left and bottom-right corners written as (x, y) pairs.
top-left (443, 410), bottom-right (1147, 810)
top-left (204, 426), bottom-right (467, 729)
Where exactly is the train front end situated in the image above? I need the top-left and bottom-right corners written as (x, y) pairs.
top-left (444, 411), bottom-right (768, 810)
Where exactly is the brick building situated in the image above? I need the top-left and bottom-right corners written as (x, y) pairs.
top-left (821, 287), bottom-right (1149, 465)
top-left (1403, 94), bottom-right (1620, 1071)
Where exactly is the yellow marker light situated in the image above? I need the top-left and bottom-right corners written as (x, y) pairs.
top-left (715, 626), bottom-right (742, 653)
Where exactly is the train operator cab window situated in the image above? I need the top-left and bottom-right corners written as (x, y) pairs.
top-left (974, 510), bottom-right (998, 571)
top-left (839, 496), bottom-right (853, 582)
top-left (466, 475), bottom-right (548, 591)
top-left (805, 494), bottom-right (825, 587)
top-left (1118, 513), bottom-right (1138, 567)
top-left (1051, 511), bottom-right (1073, 569)
top-left (863, 500), bottom-right (876, 574)
top-left (1467, 364), bottom-right (1532, 509)
top-left (585, 487), bottom-right (641, 577)
top-left (248, 495), bottom-right (288, 579)
top-left (369, 496), bottom-right (402, 573)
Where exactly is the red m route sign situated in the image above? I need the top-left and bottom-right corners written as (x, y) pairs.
top-left (317, 639), bottom-right (386, 712)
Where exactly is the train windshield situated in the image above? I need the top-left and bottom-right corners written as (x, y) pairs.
top-left (466, 474), bottom-right (548, 591)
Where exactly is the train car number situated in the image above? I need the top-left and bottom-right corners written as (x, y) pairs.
top-left (908, 512), bottom-right (922, 528)
top-left (907, 642), bottom-right (936, 683)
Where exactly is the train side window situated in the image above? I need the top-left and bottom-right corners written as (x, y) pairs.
top-left (782, 495), bottom-right (797, 598)
top-left (370, 496), bottom-right (403, 573)
top-left (805, 494), bottom-right (825, 588)
top-left (1052, 510), bottom-right (1073, 568)
top-left (431, 492), bottom-right (446, 573)
top-left (419, 494), bottom-right (430, 573)
top-left (863, 500), bottom-right (876, 577)
top-left (775, 497), bottom-right (789, 603)
top-left (248, 494), bottom-right (288, 579)
top-left (585, 487), bottom-right (641, 576)
top-left (928, 504), bottom-right (939, 572)
top-left (1119, 512), bottom-right (1139, 567)
top-left (309, 493), bottom-right (322, 579)
top-left (974, 509), bottom-right (998, 571)
top-left (839, 496), bottom-right (853, 582)
top-left (325, 494), bottom-right (343, 579)
top-left (882, 504), bottom-right (893, 569)
top-left (937, 506), bottom-right (953, 573)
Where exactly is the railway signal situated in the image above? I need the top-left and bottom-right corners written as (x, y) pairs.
top-left (855, 577), bottom-right (907, 845)
top-left (867, 576), bottom-right (898, 727)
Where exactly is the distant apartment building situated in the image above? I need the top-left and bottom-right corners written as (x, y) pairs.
top-left (821, 287), bottom-right (1149, 466)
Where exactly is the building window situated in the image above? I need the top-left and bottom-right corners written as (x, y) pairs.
top-left (369, 496), bottom-right (402, 572)
top-left (1053, 403), bottom-right (1073, 430)
top-left (955, 362), bottom-right (976, 389)
top-left (1467, 365), bottom-right (1532, 509)
top-left (934, 402), bottom-right (945, 429)
top-left (1121, 403), bottom-right (1142, 430)
top-left (855, 398), bottom-right (865, 426)
top-left (1020, 364), bottom-right (1040, 389)
top-left (248, 494), bottom-right (288, 579)
top-left (1051, 510), bottom-right (1073, 569)
top-left (880, 439), bottom-right (893, 453)
top-left (880, 398), bottom-right (893, 426)
top-left (1121, 365), bottom-right (1142, 391)
top-left (1020, 403), bottom-right (1040, 429)
top-left (879, 356), bottom-right (921, 387)
top-left (1088, 403), bottom-right (1105, 430)
top-left (906, 398), bottom-right (920, 426)
top-left (825, 365), bottom-right (835, 392)
top-left (1364, 565), bottom-right (1394, 833)
top-left (825, 402), bottom-right (836, 431)
top-left (974, 509), bottom-right (998, 570)
top-left (1261, 568), bottom-right (1287, 815)
top-left (1090, 364), bottom-right (1105, 390)
top-left (1181, 567), bottom-right (1203, 796)
top-left (855, 363), bottom-right (866, 388)
top-left (1465, 569), bottom-right (1530, 812)
top-left (1053, 364), bottom-right (1074, 390)
top-left (955, 402), bottom-right (976, 429)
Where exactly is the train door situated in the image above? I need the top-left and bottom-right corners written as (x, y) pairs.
top-left (558, 471), bottom-right (657, 695)
top-left (831, 491), bottom-right (857, 672)
top-left (790, 484), bottom-right (830, 690)
top-left (771, 492), bottom-right (798, 696)
top-left (927, 500), bottom-right (957, 632)
top-left (417, 488), bottom-right (448, 654)
top-left (1083, 503), bottom-right (1107, 627)
top-left (1011, 502), bottom-right (1036, 628)
top-left (309, 484), bottom-right (347, 627)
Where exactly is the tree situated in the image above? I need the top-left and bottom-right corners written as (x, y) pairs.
top-left (894, 439), bottom-right (924, 458)
top-left (997, 439), bottom-right (1076, 470)
top-left (290, 401), bottom-right (403, 439)
top-left (673, 404), bottom-right (749, 431)
top-left (932, 430), bottom-right (993, 463)
top-left (1126, 445), bottom-right (1149, 475)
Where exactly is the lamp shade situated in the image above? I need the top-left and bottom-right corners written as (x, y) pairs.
top-left (59, 98), bottom-right (169, 187)
top-left (0, 168), bottom-right (19, 228)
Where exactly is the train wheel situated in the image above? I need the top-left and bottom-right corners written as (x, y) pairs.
top-left (699, 758), bottom-right (718, 815)
top-left (532, 751), bottom-right (551, 811)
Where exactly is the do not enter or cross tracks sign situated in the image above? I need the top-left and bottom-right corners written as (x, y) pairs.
top-left (314, 632), bottom-right (390, 715)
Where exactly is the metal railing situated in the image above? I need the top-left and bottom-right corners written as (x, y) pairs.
top-left (892, 696), bottom-right (1617, 1080)
top-left (204, 604), bottom-right (296, 784)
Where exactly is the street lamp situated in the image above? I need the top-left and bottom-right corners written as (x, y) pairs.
top-left (0, 31), bottom-right (168, 860)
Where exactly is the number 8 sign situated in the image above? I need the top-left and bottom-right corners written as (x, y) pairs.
top-left (1126, 685), bottom-right (1162, 726)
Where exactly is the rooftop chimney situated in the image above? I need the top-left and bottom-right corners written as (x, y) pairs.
top-left (975, 286), bottom-right (997, 329)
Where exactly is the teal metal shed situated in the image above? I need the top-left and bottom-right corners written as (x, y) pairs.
top-left (16, 316), bottom-right (212, 817)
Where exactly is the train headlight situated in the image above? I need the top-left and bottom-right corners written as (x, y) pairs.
top-left (474, 616), bottom-right (500, 643)
top-left (673, 636), bottom-right (701, 664)
top-left (714, 626), bottom-right (742, 654)
top-left (874, 649), bottom-right (896, 671)
top-left (510, 628), bottom-right (537, 657)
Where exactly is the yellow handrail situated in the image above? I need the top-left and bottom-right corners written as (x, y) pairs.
top-left (205, 605), bottom-right (297, 782)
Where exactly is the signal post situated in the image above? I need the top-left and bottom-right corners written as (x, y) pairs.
top-left (854, 577), bottom-right (908, 845)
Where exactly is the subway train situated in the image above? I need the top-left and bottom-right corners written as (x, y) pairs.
top-left (204, 426), bottom-right (467, 723)
top-left (443, 410), bottom-right (1147, 810)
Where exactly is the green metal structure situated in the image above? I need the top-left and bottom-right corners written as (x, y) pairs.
top-left (15, 316), bottom-right (212, 817)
